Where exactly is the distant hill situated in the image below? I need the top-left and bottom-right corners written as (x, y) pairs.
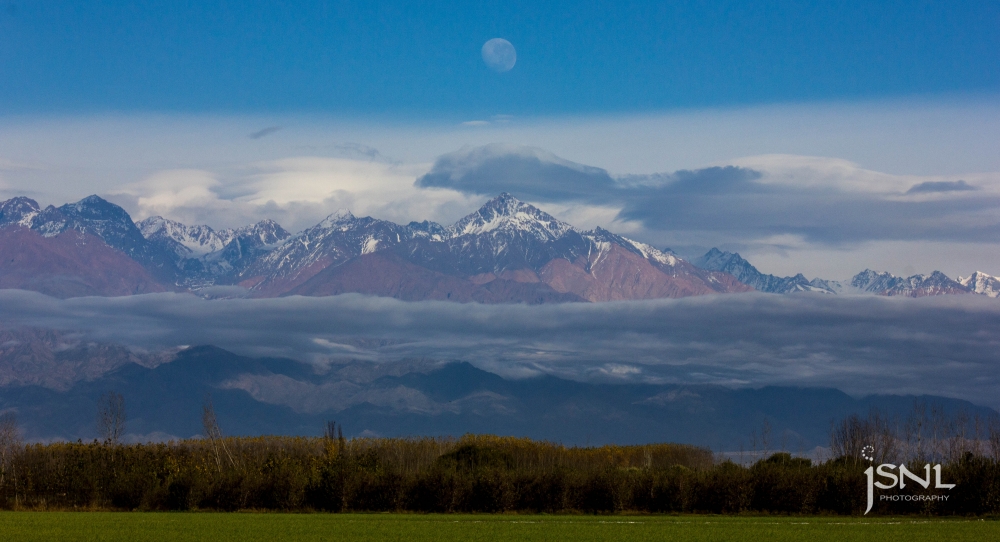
top-left (1, 345), bottom-right (992, 450)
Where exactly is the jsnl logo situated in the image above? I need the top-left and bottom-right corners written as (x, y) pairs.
top-left (864, 463), bottom-right (955, 514)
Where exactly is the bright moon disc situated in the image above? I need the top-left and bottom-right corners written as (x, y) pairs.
top-left (482, 38), bottom-right (516, 72)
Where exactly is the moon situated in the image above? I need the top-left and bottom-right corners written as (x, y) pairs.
top-left (481, 38), bottom-right (516, 72)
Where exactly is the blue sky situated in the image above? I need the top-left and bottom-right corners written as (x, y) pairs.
top-left (1, 0), bottom-right (997, 115)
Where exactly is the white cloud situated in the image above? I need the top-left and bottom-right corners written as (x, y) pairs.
top-left (535, 201), bottom-right (642, 234)
top-left (108, 156), bottom-right (484, 232)
top-left (113, 169), bottom-right (228, 222)
top-left (732, 154), bottom-right (1000, 195)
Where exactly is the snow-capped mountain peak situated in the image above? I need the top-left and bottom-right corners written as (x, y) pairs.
top-left (0, 196), bottom-right (41, 228)
top-left (316, 209), bottom-right (357, 230)
top-left (851, 269), bottom-right (969, 297)
top-left (407, 220), bottom-right (446, 240)
top-left (958, 271), bottom-right (1000, 298)
top-left (7, 192), bottom-right (999, 304)
top-left (445, 193), bottom-right (574, 241)
top-left (582, 227), bottom-right (679, 267)
top-left (694, 248), bottom-right (837, 294)
top-left (225, 219), bottom-right (290, 246)
top-left (138, 216), bottom-right (228, 257)
top-left (695, 248), bottom-right (737, 271)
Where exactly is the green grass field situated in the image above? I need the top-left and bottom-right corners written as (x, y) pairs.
top-left (0, 512), bottom-right (996, 542)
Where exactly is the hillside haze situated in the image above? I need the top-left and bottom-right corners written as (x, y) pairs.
top-left (3, 344), bottom-right (993, 449)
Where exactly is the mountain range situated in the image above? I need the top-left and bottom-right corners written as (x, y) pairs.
top-left (694, 247), bottom-right (998, 297)
top-left (2, 194), bottom-right (998, 445)
top-left (0, 193), bottom-right (996, 301)
top-left (2, 343), bottom-right (992, 449)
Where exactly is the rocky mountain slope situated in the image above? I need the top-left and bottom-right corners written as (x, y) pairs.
top-left (227, 194), bottom-right (750, 300)
top-left (0, 327), bottom-right (171, 390)
top-left (1, 193), bottom-right (997, 302)
top-left (0, 196), bottom-right (180, 286)
top-left (139, 215), bottom-right (290, 280)
top-left (850, 269), bottom-right (971, 297)
top-left (0, 227), bottom-right (165, 297)
top-left (694, 248), bottom-right (836, 294)
top-left (694, 247), bottom-right (996, 299)
top-left (0, 194), bottom-right (750, 302)
top-left (958, 271), bottom-right (1000, 298)
top-left (1, 345), bottom-right (992, 448)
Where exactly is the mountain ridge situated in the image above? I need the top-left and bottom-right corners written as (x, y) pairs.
top-left (1, 344), bottom-right (993, 448)
top-left (0, 193), bottom-right (995, 301)
top-left (693, 247), bottom-right (992, 298)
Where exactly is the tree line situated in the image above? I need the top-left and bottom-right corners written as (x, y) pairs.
top-left (0, 394), bottom-right (998, 514)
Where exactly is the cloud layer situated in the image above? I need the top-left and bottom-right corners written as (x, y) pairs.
top-left (2, 290), bottom-right (999, 408)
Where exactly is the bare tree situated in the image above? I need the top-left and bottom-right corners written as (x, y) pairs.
top-left (972, 413), bottom-right (985, 458)
top-left (337, 424), bottom-right (346, 458)
top-left (97, 391), bottom-right (126, 445)
top-left (989, 415), bottom-right (1000, 461)
top-left (202, 394), bottom-right (234, 471)
top-left (870, 410), bottom-right (901, 464)
top-left (761, 419), bottom-right (772, 453)
top-left (905, 400), bottom-right (928, 461)
top-left (324, 420), bottom-right (338, 441)
top-left (0, 412), bottom-right (23, 489)
top-left (830, 409), bottom-right (899, 464)
top-left (831, 414), bottom-right (867, 463)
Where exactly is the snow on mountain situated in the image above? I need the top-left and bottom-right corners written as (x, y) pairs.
top-left (0, 197), bottom-right (41, 228)
top-left (138, 216), bottom-right (230, 257)
top-left (805, 277), bottom-right (851, 294)
top-left (24, 196), bottom-right (180, 282)
top-left (136, 216), bottom-right (292, 284)
top-left (412, 195), bottom-right (748, 300)
top-left (583, 227), bottom-right (678, 268)
top-left (694, 248), bottom-right (836, 294)
top-left (404, 194), bottom-right (590, 277)
top-left (406, 220), bottom-right (447, 241)
top-left (139, 216), bottom-right (291, 257)
top-left (0, 196), bottom-right (169, 296)
top-left (11, 193), bottom-right (993, 304)
top-left (958, 271), bottom-right (1000, 298)
top-left (228, 193), bottom-right (750, 299)
top-left (234, 210), bottom-right (411, 295)
top-left (228, 219), bottom-right (289, 246)
top-left (851, 269), bottom-right (970, 297)
top-left (692, 249), bottom-right (978, 298)
top-left (444, 192), bottom-right (574, 241)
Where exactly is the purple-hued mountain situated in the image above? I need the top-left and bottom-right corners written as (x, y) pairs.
top-left (0, 193), bottom-right (996, 301)
top-left (235, 194), bottom-right (750, 300)
top-left (0, 194), bottom-right (749, 301)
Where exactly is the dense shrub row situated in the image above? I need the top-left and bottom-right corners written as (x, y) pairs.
top-left (1, 434), bottom-right (998, 514)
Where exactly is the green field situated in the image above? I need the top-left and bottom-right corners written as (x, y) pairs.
top-left (0, 512), bottom-right (995, 541)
